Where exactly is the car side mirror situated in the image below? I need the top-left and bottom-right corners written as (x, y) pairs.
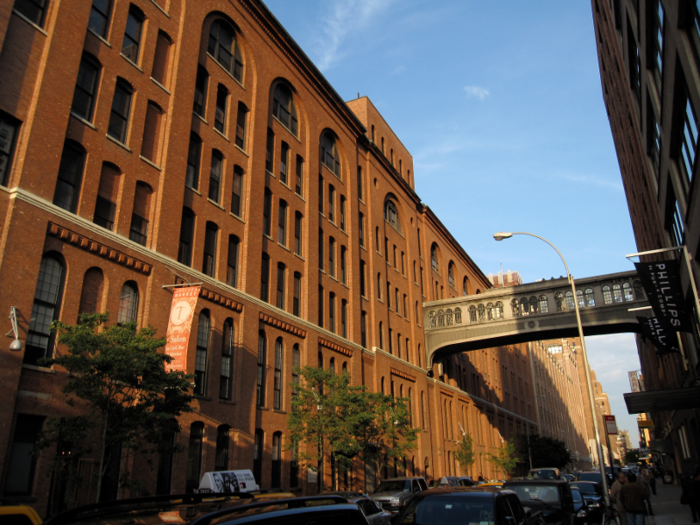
top-left (504, 516), bottom-right (516, 525)
top-left (524, 508), bottom-right (533, 518)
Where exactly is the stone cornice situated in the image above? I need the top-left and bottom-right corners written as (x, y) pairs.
top-left (260, 312), bottom-right (307, 338)
top-left (319, 337), bottom-right (352, 357)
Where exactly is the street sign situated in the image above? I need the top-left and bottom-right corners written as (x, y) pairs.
top-left (638, 420), bottom-right (655, 429)
top-left (604, 415), bottom-right (618, 435)
top-left (628, 371), bottom-right (641, 392)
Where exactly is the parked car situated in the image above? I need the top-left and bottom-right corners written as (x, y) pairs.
top-left (570, 482), bottom-right (605, 524)
top-left (0, 504), bottom-right (43, 525)
top-left (325, 492), bottom-right (392, 525)
top-left (562, 474), bottom-right (575, 483)
top-left (576, 471), bottom-right (613, 487)
top-left (504, 479), bottom-right (576, 525)
top-left (459, 476), bottom-right (477, 486)
top-left (570, 487), bottom-right (590, 525)
top-left (370, 477), bottom-right (428, 514)
top-left (528, 468), bottom-right (562, 480)
top-left (394, 487), bottom-right (545, 525)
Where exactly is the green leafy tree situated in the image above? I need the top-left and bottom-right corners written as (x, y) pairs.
top-left (36, 313), bottom-right (194, 503)
top-left (515, 433), bottom-right (572, 470)
top-left (454, 434), bottom-right (475, 475)
top-left (486, 442), bottom-right (519, 479)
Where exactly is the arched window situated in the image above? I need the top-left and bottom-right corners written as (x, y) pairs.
top-left (555, 292), bottom-right (565, 311)
top-left (478, 304), bottom-right (485, 321)
top-left (272, 83), bottom-right (298, 135)
top-left (215, 425), bottom-right (230, 471)
top-left (329, 357), bottom-right (336, 375)
top-left (539, 295), bottom-right (549, 313)
top-left (257, 331), bottom-right (266, 406)
top-left (463, 276), bottom-right (469, 296)
top-left (511, 298), bottom-right (520, 317)
top-left (220, 318), bottom-right (234, 400)
top-left (186, 133), bottom-right (202, 190)
top-left (437, 310), bottom-right (445, 326)
top-left (208, 19), bottom-right (243, 82)
top-left (623, 282), bottom-right (634, 301)
top-left (429, 312), bottom-right (436, 328)
top-left (469, 305), bottom-right (477, 322)
top-left (602, 285), bottom-right (613, 304)
top-left (446, 309), bottom-right (453, 325)
top-left (431, 244), bottom-right (439, 273)
top-left (529, 296), bottom-right (538, 314)
top-left (633, 280), bottom-right (644, 300)
top-left (24, 254), bottom-right (65, 366)
top-left (613, 284), bottom-right (623, 303)
top-left (486, 303), bottom-right (495, 320)
top-left (448, 263), bottom-right (456, 288)
top-left (520, 298), bottom-right (528, 316)
top-left (274, 337), bottom-right (283, 410)
top-left (455, 307), bottom-right (462, 324)
top-left (53, 141), bottom-right (86, 213)
top-left (118, 282), bottom-right (139, 324)
top-left (320, 131), bottom-right (340, 177)
top-left (130, 181), bottom-right (152, 246)
top-left (577, 289), bottom-right (585, 308)
top-left (495, 302), bottom-right (504, 319)
top-left (79, 267), bottom-right (104, 315)
top-left (384, 200), bottom-right (401, 233)
top-left (585, 288), bottom-right (596, 306)
top-left (565, 291), bottom-right (575, 310)
top-left (94, 162), bottom-right (121, 231)
top-left (195, 310), bottom-right (210, 396)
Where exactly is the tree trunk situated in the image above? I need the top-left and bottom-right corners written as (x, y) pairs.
top-left (95, 415), bottom-right (108, 503)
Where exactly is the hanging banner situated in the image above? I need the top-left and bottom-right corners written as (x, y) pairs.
top-left (164, 286), bottom-right (201, 372)
top-left (637, 316), bottom-right (680, 355)
top-left (634, 260), bottom-right (692, 332)
top-left (628, 371), bottom-right (641, 393)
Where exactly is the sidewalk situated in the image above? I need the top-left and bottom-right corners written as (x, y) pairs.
top-left (644, 480), bottom-right (695, 525)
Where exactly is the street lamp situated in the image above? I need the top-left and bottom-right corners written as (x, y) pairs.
top-left (493, 231), bottom-right (610, 504)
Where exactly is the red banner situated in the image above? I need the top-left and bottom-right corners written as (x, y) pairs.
top-left (164, 286), bottom-right (200, 373)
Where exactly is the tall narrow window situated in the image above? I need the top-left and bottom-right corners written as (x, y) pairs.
top-left (257, 332), bottom-right (267, 406)
top-left (295, 155), bottom-right (303, 196)
top-left (235, 102), bottom-right (248, 149)
top-left (340, 246), bottom-right (347, 284)
top-left (0, 112), bottom-right (19, 187)
top-left (341, 300), bottom-right (347, 338)
top-left (384, 200), bottom-right (401, 232)
top-left (23, 255), bottom-right (64, 366)
top-left (294, 212), bottom-right (303, 256)
top-left (53, 142), bottom-right (86, 213)
top-left (231, 166), bottom-right (244, 216)
top-left (94, 162), bottom-right (120, 230)
top-left (273, 84), bottom-right (299, 134)
top-left (261, 254), bottom-right (270, 302)
top-left (271, 432), bottom-right (282, 488)
top-left (253, 430), bottom-right (263, 484)
top-left (108, 78), bottom-right (132, 144)
top-left (321, 132), bottom-right (341, 177)
top-left (328, 185), bottom-right (336, 222)
top-left (357, 166), bottom-right (363, 200)
top-left (280, 142), bottom-right (289, 184)
top-left (208, 20), bottom-right (243, 82)
top-left (329, 237), bottom-right (336, 277)
top-left (361, 311), bottom-right (367, 347)
top-left (359, 212), bottom-right (365, 247)
top-left (274, 338), bottom-right (283, 410)
top-left (202, 222), bottom-right (218, 277)
top-left (194, 311), bottom-right (210, 396)
top-left (71, 55), bottom-right (100, 122)
top-left (89, 0), bottom-right (112, 38)
top-left (227, 236), bottom-right (239, 288)
top-left (318, 285), bottom-right (324, 328)
top-left (214, 85), bottom-right (228, 134)
top-left (186, 134), bottom-right (202, 189)
top-left (151, 31), bottom-right (172, 88)
top-left (276, 263), bottom-right (286, 310)
top-left (263, 188), bottom-right (272, 237)
top-left (122, 7), bottom-right (144, 64)
top-left (293, 272), bottom-right (301, 316)
top-left (318, 228), bottom-right (324, 270)
top-left (220, 319), bottom-right (234, 400)
top-left (360, 260), bottom-right (366, 297)
top-left (185, 423), bottom-right (204, 493)
top-left (319, 174), bottom-right (324, 214)
top-left (651, 0), bottom-right (664, 89)
top-left (340, 196), bottom-right (346, 230)
top-left (178, 208), bottom-right (195, 266)
top-left (129, 182), bottom-right (151, 246)
top-left (266, 129), bottom-right (274, 172)
top-left (141, 101), bottom-right (164, 164)
top-left (209, 150), bottom-right (223, 203)
top-left (329, 292), bottom-right (336, 333)
top-left (215, 426), bottom-right (230, 471)
top-left (679, 86), bottom-right (698, 183)
top-left (193, 67), bottom-right (208, 117)
top-left (278, 200), bottom-right (288, 246)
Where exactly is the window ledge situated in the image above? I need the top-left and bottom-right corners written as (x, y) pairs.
top-left (294, 253), bottom-right (305, 262)
top-left (273, 409), bottom-right (287, 415)
top-left (22, 364), bottom-right (56, 374)
top-left (295, 192), bottom-right (305, 203)
top-left (195, 395), bottom-right (212, 401)
top-left (208, 198), bottom-right (225, 211)
top-left (120, 53), bottom-right (143, 72)
top-left (151, 77), bottom-right (170, 94)
top-left (361, 295), bottom-right (369, 302)
top-left (106, 133), bottom-right (132, 152)
top-left (186, 185), bottom-right (201, 196)
top-left (140, 155), bottom-right (162, 171)
top-left (266, 169), bottom-right (276, 179)
top-left (70, 112), bottom-right (97, 130)
top-left (234, 143), bottom-right (249, 157)
top-left (329, 275), bottom-right (338, 283)
top-left (230, 212), bottom-right (245, 224)
top-left (218, 399), bottom-right (235, 405)
top-left (280, 179), bottom-right (291, 191)
top-left (214, 127), bottom-right (230, 142)
top-left (194, 112), bottom-right (208, 125)
top-left (87, 27), bottom-right (111, 46)
top-left (263, 233), bottom-right (274, 241)
top-left (12, 10), bottom-right (48, 35)
top-left (279, 243), bottom-right (290, 252)
top-left (149, 0), bottom-right (170, 17)
top-left (257, 406), bottom-right (269, 411)
top-left (207, 52), bottom-right (245, 90)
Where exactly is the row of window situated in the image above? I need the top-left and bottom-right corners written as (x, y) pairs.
top-left (376, 321), bottom-right (421, 367)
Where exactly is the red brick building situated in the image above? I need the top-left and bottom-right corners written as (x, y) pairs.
top-left (0, 0), bottom-right (538, 515)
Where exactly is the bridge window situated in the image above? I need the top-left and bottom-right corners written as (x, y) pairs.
top-left (623, 282), bottom-right (634, 301)
top-left (520, 298), bottom-right (529, 315)
top-left (565, 291), bottom-right (575, 310)
top-left (539, 295), bottom-right (548, 313)
top-left (613, 284), bottom-right (623, 303)
top-left (555, 292), bottom-right (565, 311)
top-left (487, 303), bottom-right (495, 320)
top-left (511, 299), bottom-right (520, 317)
top-left (577, 289), bottom-right (585, 308)
top-left (446, 309), bottom-right (453, 325)
top-left (603, 285), bottom-right (613, 304)
top-left (469, 305), bottom-right (477, 322)
top-left (478, 304), bottom-right (485, 321)
top-left (633, 280), bottom-right (644, 299)
top-left (437, 310), bottom-right (445, 326)
top-left (585, 288), bottom-right (595, 306)
top-left (495, 302), bottom-right (503, 319)
top-left (455, 307), bottom-right (462, 323)
top-left (529, 296), bottom-right (538, 314)
top-left (429, 312), bottom-right (435, 328)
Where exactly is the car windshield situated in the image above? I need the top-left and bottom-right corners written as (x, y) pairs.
top-left (529, 470), bottom-right (556, 480)
top-left (375, 480), bottom-right (410, 492)
top-left (506, 485), bottom-right (561, 508)
top-left (573, 484), bottom-right (599, 495)
top-left (398, 496), bottom-right (495, 525)
top-left (577, 473), bottom-right (604, 483)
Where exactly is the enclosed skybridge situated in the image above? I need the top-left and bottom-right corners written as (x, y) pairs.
top-left (423, 270), bottom-right (648, 366)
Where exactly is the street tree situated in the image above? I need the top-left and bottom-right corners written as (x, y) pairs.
top-left (36, 313), bottom-right (194, 503)
top-left (454, 433), bottom-right (475, 476)
top-left (485, 442), bottom-right (519, 479)
top-left (515, 433), bottom-right (571, 470)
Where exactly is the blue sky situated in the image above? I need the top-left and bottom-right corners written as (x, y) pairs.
top-left (263, 0), bottom-right (642, 446)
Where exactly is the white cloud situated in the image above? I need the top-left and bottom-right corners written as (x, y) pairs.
top-left (314, 0), bottom-right (395, 71)
top-left (557, 172), bottom-right (623, 190)
top-left (464, 85), bottom-right (490, 100)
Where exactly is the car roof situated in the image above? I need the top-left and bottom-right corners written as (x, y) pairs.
top-left (381, 477), bottom-right (423, 481)
top-left (505, 479), bottom-right (568, 485)
top-left (418, 487), bottom-right (508, 498)
top-left (216, 503), bottom-right (365, 525)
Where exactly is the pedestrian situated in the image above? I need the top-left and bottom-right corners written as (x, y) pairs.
top-left (649, 471), bottom-right (656, 495)
top-left (610, 472), bottom-right (628, 525)
top-left (619, 472), bottom-right (649, 525)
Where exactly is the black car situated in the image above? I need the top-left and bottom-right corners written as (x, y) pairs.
top-left (570, 487), bottom-right (590, 525)
top-left (394, 487), bottom-right (545, 525)
top-left (576, 471), bottom-right (613, 487)
top-left (570, 482), bottom-right (605, 524)
top-left (504, 479), bottom-right (576, 525)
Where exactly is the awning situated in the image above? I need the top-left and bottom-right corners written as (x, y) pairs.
top-left (623, 386), bottom-right (700, 414)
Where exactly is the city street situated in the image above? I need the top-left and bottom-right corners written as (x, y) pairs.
top-left (646, 481), bottom-right (695, 525)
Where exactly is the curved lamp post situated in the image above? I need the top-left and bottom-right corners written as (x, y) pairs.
top-left (493, 231), bottom-right (610, 504)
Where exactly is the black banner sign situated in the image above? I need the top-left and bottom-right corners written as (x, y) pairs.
top-left (637, 316), bottom-right (680, 355)
top-left (634, 260), bottom-right (692, 332)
